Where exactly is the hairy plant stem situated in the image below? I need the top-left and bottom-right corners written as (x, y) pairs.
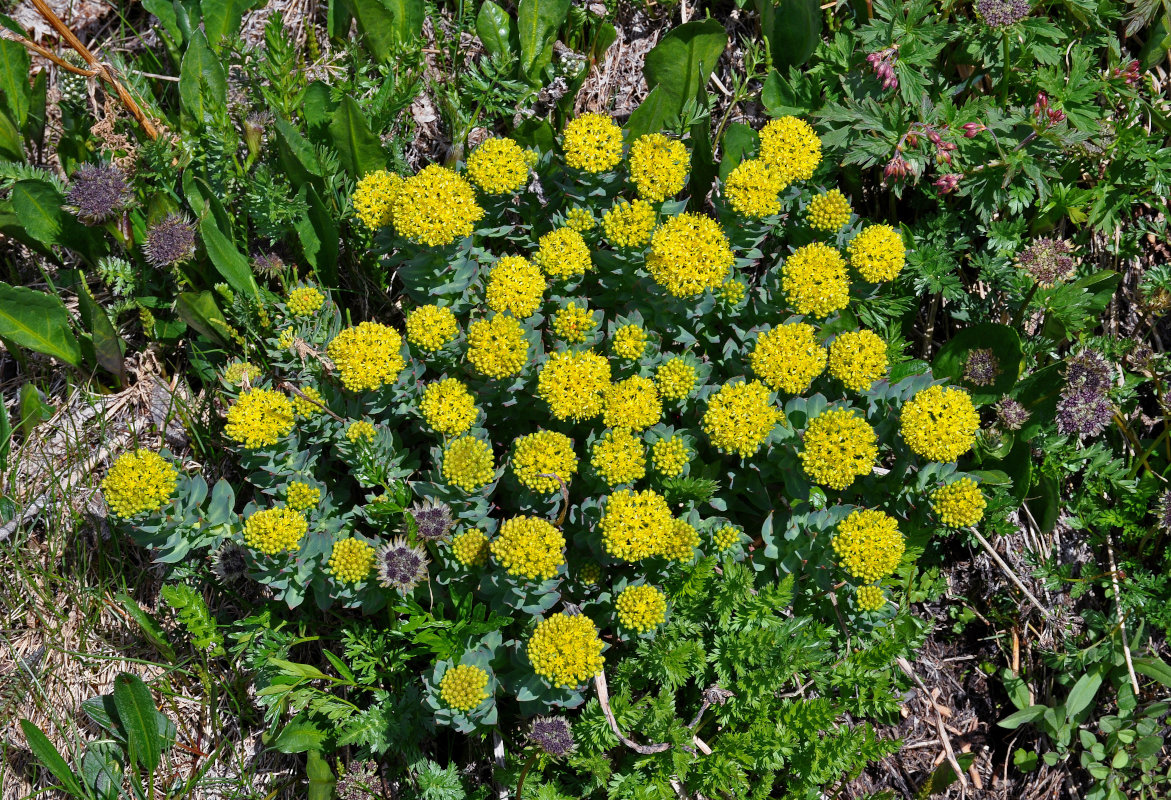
top-left (514, 751), bottom-right (538, 800)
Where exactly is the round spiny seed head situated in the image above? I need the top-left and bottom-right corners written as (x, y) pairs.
top-left (253, 252), bottom-right (286, 279)
top-left (375, 537), bottom-right (430, 594)
top-left (66, 163), bottom-right (132, 224)
top-left (1065, 350), bottom-right (1111, 394)
top-left (1016, 237), bottom-right (1076, 287)
top-left (1055, 388), bottom-right (1112, 438)
top-left (994, 398), bottom-right (1030, 431)
top-left (963, 348), bottom-right (1001, 387)
top-left (530, 716), bottom-right (575, 758)
top-left (1156, 490), bottom-right (1171, 532)
top-left (143, 214), bottom-right (197, 267)
top-left (408, 499), bottom-right (454, 542)
top-left (211, 541), bottom-right (250, 582)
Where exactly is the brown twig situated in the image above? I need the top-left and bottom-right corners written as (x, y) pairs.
top-left (536, 473), bottom-right (571, 527)
top-left (593, 671), bottom-right (671, 755)
top-left (896, 657), bottom-right (968, 791)
top-left (278, 381), bottom-right (347, 424)
top-left (0, 29), bottom-right (96, 75)
top-left (1105, 534), bottom-right (1141, 695)
top-left (968, 527), bottom-right (1054, 622)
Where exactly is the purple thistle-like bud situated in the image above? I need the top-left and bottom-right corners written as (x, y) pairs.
top-left (1016, 237), bottom-right (1076, 287)
top-left (66, 163), bottom-right (132, 224)
top-left (964, 348), bottom-right (1001, 387)
top-left (530, 716), bottom-right (575, 758)
top-left (408, 499), bottom-right (454, 541)
top-left (143, 214), bottom-right (197, 267)
top-left (1064, 350), bottom-right (1112, 394)
top-left (1156, 490), bottom-right (1171, 532)
top-left (977, 0), bottom-right (1030, 28)
top-left (253, 252), bottom-right (286, 279)
top-left (1055, 388), bottom-right (1112, 438)
top-left (995, 398), bottom-right (1031, 431)
top-left (375, 537), bottom-right (430, 595)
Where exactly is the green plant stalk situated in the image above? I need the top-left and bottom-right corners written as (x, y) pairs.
top-left (1001, 35), bottom-right (1011, 106)
top-left (514, 749), bottom-right (538, 800)
top-left (1011, 283), bottom-right (1039, 329)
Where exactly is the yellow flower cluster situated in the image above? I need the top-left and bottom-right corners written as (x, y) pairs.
top-left (439, 664), bottom-right (491, 711)
top-left (552, 302), bottom-right (596, 343)
top-left (782, 242), bottom-right (850, 318)
top-left (328, 538), bottom-right (375, 582)
top-left (286, 481), bottom-right (320, 512)
top-left (346, 420), bottom-right (377, 443)
top-left (225, 389), bottom-right (295, 449)
top-left (759, 116), bottom-right (822, 184)
top-left (647, 212), bottom-right (734, 298)
top-left (807, 189), bottom-right (852, 232)
top-left (615, 584), bottom-right (667, 632)
top-left (702, 380), bottom-right (780, 458)
top-left (828, 330), bottom-right (888, 392)
top-left (749, 323), bottom-right (827, 394)
top-left (490, 515), bottom-right (566, 580)
top-left (591, 429), bottom-right (647, 486)
top-left (512, 431), bottom-right (578, 493)
top-left (287, 287), bottom-right (324, 317)
top-left (486, 256), bottom-right (545, 319)
top-left (599, 489), bottom-right (675, 561)
top-left (720, 278), bottom-right (747, 306)
top-left (661, 519), bottom-right (701, 561)
top-left (466, 138), bottom-right (529, 194)
top-left (277, 329), bottom-right (295, 349)
top-left (931, 478), bottom-right (986, 527)
top-left (527, 612), bottom-right (605, 688)
top-left (900, 385), bottom-right (980, 462)
top-left (538, 350), bottom-right (611, 422)
top-left (612, 324), bottom-right (647, 360)
top-left (352, 170), bottom-right (403, 231)
top-left (713, 525), bottom-right (740, 551)
top-left (566, 207), bottom-right (595, 231)
top-left (562, 113), bottom-right (623, 173)
top-left (420, 379), bottom-right (478, 437)
top-left (243, 507), bottom-right (307, 555)
top-left (328, 322), bottom-right (406, 392)
top-left (451, 528), bottom-right (490, 567)
top-left (286, 384), bottom-right (320, 418)
top-left (629, 133), bottom-right (689, 202)
top-left (833, 509), bottom-right (904, 583)
top-left (655, 358), bottom-right (698, 402)
top-left (391, 165), bottom-right (484, 247)
top-left (800, 408), bottom-right (879, 490)
top-left (579, 562), bottom-right (602, 585)
top-left (406, 305), bottom-right (459, 352)
top-left (102, 450), bottom-right (177, 517)
top-left (651, 436), bottom-right (689, 477)
top-left (601, 199), bottom-right (656, 248)
top-left (848, 224), bottom-right (906, 282)
top-left (603, 376), bottom-right (662, 431)
top-left (223, 361), bottom-right (258, 384)
top-left (533, 228), bottom-right (591, 280)
top-left (466, 314), bottom-right (529, 379)
top-left (443, 437), bottom-right (495, 492)
top-left (855, 585), bottom-right (886, 612)
top-left (724, 159), bottom-right (783, 218)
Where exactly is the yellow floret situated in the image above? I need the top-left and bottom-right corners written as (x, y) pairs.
top-left (243, 507), bottom-right (307, 555)
top-left (800, 407), bottom-right (878, 490)
top-left (537, 350), bottom-right (612, 422)
top-left (439, 664), bottom-right (491, 711)
top-left (490, 515), bottom-right (566, 580)
top-left (702, 380), bottom-right (781, 458)
top-left (591, 428), bottom-right (647, 486)
top-left (603, 376), bottom-right (661, 431)
top-left (328, 537), bottom-right (375, 582)
top-left (420, 378), bottom-right (478, 437)
top-left (647, 212), bottom-right (735, 299)
top-left (327, 322), bottom-right (406, 392)
top-left (931, 478), bottom-right (986, 527)
top-left (655, 358), bottom-right (698, 402)
top-left (533, 227), bottom-right (592, 280)
top-left (391, 164), bottom-right (485, 247)
top-left (512, 431), bottom-right (578, 494)
top-left (833, 509), bottom-right (904, 583)
top-left (612, 324), bottom-right (648, 360)
top-left (807, 189), bottom-right (853, 232)
top-left (286, 481), bottom-right (321, 512)
top-left (527, 612), bottom-right (605, 688)
top-left (724, 159), bottom-right (784, 218)
top-left (287, 287), bottom-right (325, 317)
top-left (848, 224), bottom-right (906, 283)
top-left (900, 385), bottom-right (980, 462)
top-left (758, 116), bottom-right (822, 184)
top-left (629, 133), bottom-right (689, 202)
top-left (828, 330), bottom-right (889, 392)
top-left (291, 385), bottom-right (324, 419)
top-left (599, 489), bottom-right (675, 561)
top-left (225, 389), bottom-right (295, 449)
top-left (101, 450), bottom-right (177, 517)
top-left (486, 255), bottom-right (546, 319)
top-left (346, 420), bottom-right (377, 443)
top-left (781, 242), bottom-right (851, 318)
top-left (451, 528), bottom-right (490, 567)
top-left (406, 305), bottom-right (459, 353)
top-left (855, 585), bottom-right (886, 612)
top-left (565, 207), bottom-right (595, 232)
top-left (615, 584), bottom-right (668, 633)
top-left (466, 138), bottom-right (529, 194)
top-left (551, 302), bottom-right (597, 343)
top-left (713, 525), bottom-right (741, 551)
top-left (601, 199), bottom-right (656, 248)
top-left (442, 437), bottom-right (495, 492)
top-left (749, 323), bottom-right (827, 394)
top-left (650, 436), bottom-right (689, 477)
top-left (562, 113), bottom-right (623, 173)
top-left (661, 519), bottom-right (701, 561)
top-left (466, 314), bottom-right (529, 379)
top-left (352, 170), bottom-right (403, 231)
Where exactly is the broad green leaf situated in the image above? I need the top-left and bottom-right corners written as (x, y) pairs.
top-left (517, 0), bottom-right (571, 79)
top-left (199, 216), bottom-right (260, 298)
top-left (275, 116), bottom-right (323, 179)
top-left (302, 81), bottom-right (336, 130)
top-left (115, 593), bottom-right (177, 663)
top-left (307, 749), bottom-right (336, 800)
top-left (931, 322), bottom-right (1023, 405)
top-left (328, 96), bottom-right (385, 177)
top-left (268, 718), bottom-right (328, 753)
top-left (718, 123), bottom-right (759, 180)
top-left (757, 0), bottom-right (822, 71)
top-left (643, 19), bottom-right (727, 118)
top-left (1065, 668), bottom-right (1103, 721)
top-left (304, 185), bottom-right (338, 283)
top-left (0, 34), bottom-right (31, 127)
top-left (0, 283), bottom-right (81, 366)
top-left (0, 381), bottom-right (10, 472)
top-left (200, 0), bottom-right (262, 50)
top-left (476, 1), bottom-right (514, 58)
top-left (384, 0), bottom-right (424, 46)
top-left (10, 179), bottom-right (64, 246)
top-left (0, 107), bottom-right (21, 160)
top-left (761, 68), bottom-right (816, 117)
top-left (77, 282), bottom-right (125, 384)
top-left (17, 383), bottom-right (51, 438)
top-left (1132, 656), bottom-right (1171, 688)
top-left (142, 0), bottom-right (182, 41)
top-left (998, 704), bottom-right (1046, 729)
top-left (112, 673), bottom-right (164, 773)
top-left (624, 86), bottom-right (679, 140)
top-left (179, 30), bottom-right (227, 124)
top-left (343, 0), bottom-right (423, 61)
top-left (19, 720), bottom-right (86, 796)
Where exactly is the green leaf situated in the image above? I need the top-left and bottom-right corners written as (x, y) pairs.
top-left (328, 96), bottom-right (385, 177)
top-left (199, 216), bottom-right (260, 299)
top-left (112, 674), bottom-right (163, 773)
top-left (517, 0), bottom-right (571, 79)
top-left (1065, 669), bottom-right (1103, 721)
top-left (200, 0), bottom-right (262, 50)
top-left (915, 751), bottom-right (976, 798)
top-left (761, 68), bottom-right (815, 117)
top-left (19, 720), bottom-right (86, 797)
top-left (115, 592), bottom-right (178, 663)
top-left (10, 179), bottom-right (64, 246)
top-left (269, 718), bottom-right (328, 753)
top-left (142, 0), bottom-right (182, 42)
top-left (624, 86), bottom-right (679, 141)
top-left (718, 123), bottom-right (758, 180)
top-left (179, 30), bottom-right (227, 124)
top-left (76, 281), bottom-right (125, 384)
top-left (476, 1), bottom-right (515, 58)
top-left (1132, 656), bottom-right (1171, 688)
top-left (998, 704), bottom-right (1047, 729)
top-left (307, 749), bottom-right (336, 800)
top-left (343, 0), bottom-right (423, 61)
top-left (175, 291), bottom-right (231, 344)
top-left (0, 34), bottom-right (31, 127)
top-left (17, 383), bottom-right (51, 439)
top-left (0, 283), bottom-right (81, 366)
top-left (756, 0), bottom-right (822, 71)
top-left (931, 322), bottom-right (1023, 405)
top-left (643, 19), bottom-right (727, 118)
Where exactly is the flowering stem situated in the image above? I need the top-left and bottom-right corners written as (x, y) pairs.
top-left (1010, 283), bottom-right (1039, 329)
top-left (514, 751), bottom-right (538, 800)
top-left (1000, 35), bottom-right (1011, 106)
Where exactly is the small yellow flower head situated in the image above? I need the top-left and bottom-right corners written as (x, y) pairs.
top-left (551, 302), bottom-right (597, 343)
top-left (931, 478), bottom-right (986, 527)
top-left (277, 329), bottom-right (295, 349)
top-left (749, 323), bottom-right (827, 394)
top-left (800, 408), bottom-right (879, 490)
top-left (352, 170), bottom-right (403, 231)
top-left (651, 436), bottom-right (689, 477)
top-left (406, 305), bottom-right (459, 353)
top-left (486, 255), bottom-right (546, 319)
top-left (466, 314), bottom-right (529, 379)
top-left (758, 116), bottom-right (822, 184)
top-left (420, 378), bottom-right (478, 437)
top-left (807, 189), bottom-right (853, 232)
top-left (615, 584), bottom-right (668, 633)
top-left (713, 525), bottom-right (740, 551)
top-left (286, 481), bottom-right (321, 512)
top-left (900, 385), bottom-right (980, 462)
top-left (225, 389), bottom-right (295, 449)
top-left (647, 212), bottom-right (735, 298)
top-left (466, 137), bottom-right (529, 194)
top-left (612, 324), bottom-right (647, 360)
top-left (533, 228), bottom-right (592, 280)
top-left (523, 148), bottom-right (540, 167)
top-left (579, 562), bottom-right (602, 585)
top-left (601, 199), bottom-right (656, 249)
top-left (565, 207), bottom-right (595, 232)
top-left (223, 361), bottom-right (258, 385)
top-left (346, 420), bottom-right (377, 443)
top-left (451, 528), bottom-right (490, 567)
top-left (828, 330), bottom-right (889, 392)
top-left (724, 159), bottom-right (784, 218)
top-left (287, 287), bottom-right (325, 317)
top-left (537, 350), bottom-right (612, 422)
top-left (562, 113), bottom-right (623, 173)
top-left (702, 380), bottom-right (780, 458)
top-left (439, 664), bottom-right (491, 712)
top-left (102, 450), bottom-right (177, 517)
top-left (527, 612), bottom-right (605, 688)
top-left (603, 376), bottom-right (662, 431)
top-left (599, 489), bottom-right (675, 561)
top-left (243, 507), bottom-right (307, 555)
top-left (512, 431), bottom-right (578, 493)
top-left (720, 278), bottom-right (747, 306)
top-left (629, 133), bottom-right (689, 202)
top-left (328, 322), bottom-right (406, 392)
top-left (490, 515), bottom-right (566, 580)
top-left (391, 164), bottom-right (485, 247)
top-left (833, 509), bottom-right (905, 583)
top-left (442, 437), bottom-right (495, 492)
top-left (655, 358), bottom-right (698, 402)
top-left (328, 538), bottom-right (375, 583)
top-left (782, 242), bottom-right (851, 318)
top-left (661, 519), bottom-right (701, 561)
top-left (848, 224), bottom-right (906, 283)
top-left (591, 428), bottom-right (647, 486)
top-left (855, 585), bottom-right (886, 612)
top-left (291, 385), bottom-right (324, 419)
